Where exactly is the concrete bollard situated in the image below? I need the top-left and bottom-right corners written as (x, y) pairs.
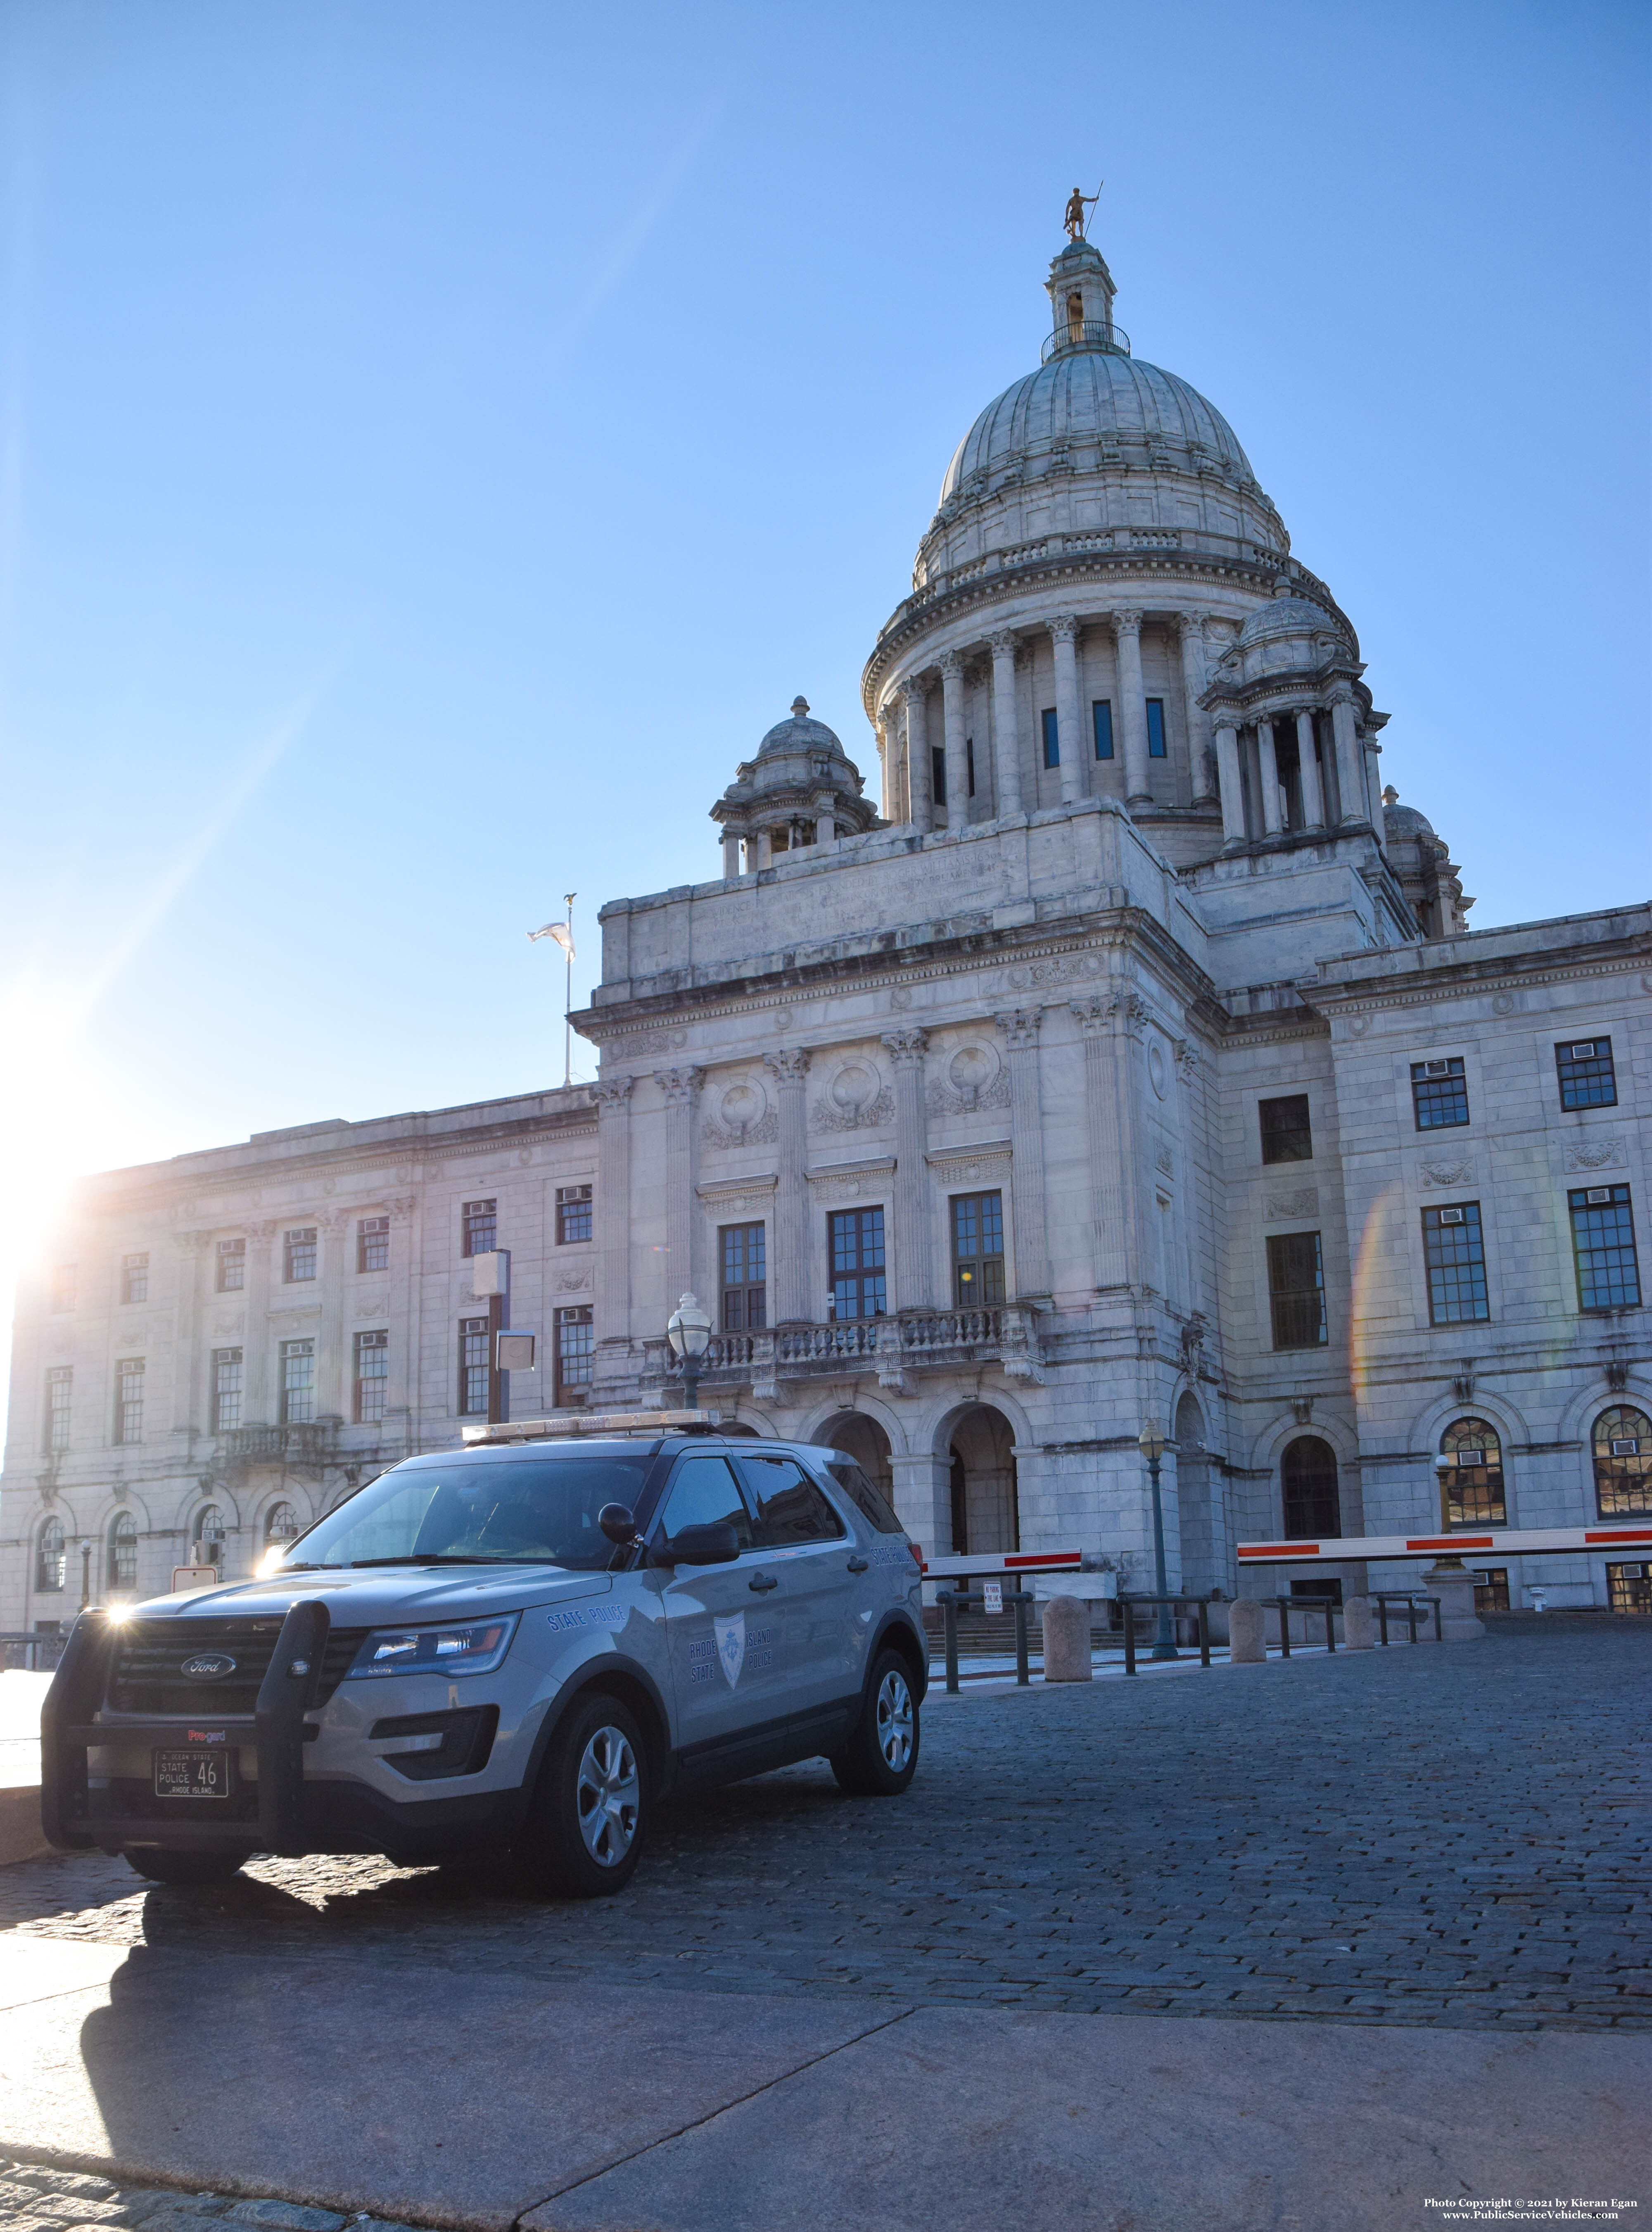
top-left (1228, 1597), bottom-right (1266, 1664)
top-left (1343, 1595), bottom-right (1374, 1651)
top-left (1042, 1595), bottom-right (1092, 1682)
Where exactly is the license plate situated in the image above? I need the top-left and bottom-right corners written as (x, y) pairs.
top-left (153, 1748), bottom-right (233, 1799)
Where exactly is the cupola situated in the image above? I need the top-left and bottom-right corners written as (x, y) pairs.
top-left (710, 698), bottom-right (881, 878)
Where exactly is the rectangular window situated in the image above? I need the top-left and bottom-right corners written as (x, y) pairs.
top-left (462, 1199), bottom-right (497, 1257)
top-left (121, 1253), bottom-right (149, 1305)
top-left (114, 1358), bottom-right (145, 1445)
top-left (951, 1191), bottom-right (1006, 1308)
top-left (1472, 1567), bottom-right (1511, 1616)
top-left (50, 1265), bottom-right (76, 1314)
top-left (965, 737), bottom-right (976, 798)
top-left (556, 1184), bottom-right (593, 1246)
top-left (554, 1306), bottom-right (594, 1406)
top-left (354, 1329), bottom-right (388, 1424)
top-left (357, 1217), bottom-right (389, 1274)
top-left (1605, 1562), bottom-right (1652, 1615)
top-left (1145, 697), bottom-right (1167, 757)
top-left (930, 744), bottom-right (947, 806)
top-left (1259, 1093), bottom-right (1313, 1165)
top-left (283, 1227), bottom-right (317, 1282)
top-left (1411, 1056), bottom-right (1469, 1130)
top-left (1266, 1231), bottom-right (1327, 1350)
top-left (45, 1366), bottom-right (71, 1455)
top-left (1422, 1202), bottom-right (1491, 1324)
top-left (1569, 1185), bottom-right (1641, 1312)
top-left (1041, 708), bottom-right (1060, 769)
top-left (279, 1339), bottom-right (315, 1425)
top-left (1092, 699), bottom-right (1114, 759)
top-left (211, 1348), bottom-right (243, 1434)
top-left (216, 1238), bottom-right (245, 1292)
top-left (458, 1316), bottom-right (490, 1416)
top-left (1556, 1037), bottom-right (1617, 1112)
top-left (830, 1206), bottom-right (887, 1321)
top-left (720, 1222), bottom-right (767, 1331)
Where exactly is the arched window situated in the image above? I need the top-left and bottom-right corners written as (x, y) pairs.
top-left (36, 1518), bottom-right (66, 1593)
top-left (107, 1512), bottom-right (138, 1592)
top-left (265, 1500), bottom-right (299, 1548)
top-left (1593, 1407), bottom-right (1652, 1519)
top-left (1066, 290), bottom-right (1084, 342)
top-left (194, 1503), bottom-right (226, 1567)
top-left (1281, 1437), bottom-right (1341, 1538)
top-left (1441, 1417), bottom-right (1507, 1526)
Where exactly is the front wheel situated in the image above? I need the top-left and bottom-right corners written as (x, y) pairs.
top-left (123, 1847), bottom-right (247, 1887)
top-left (831, 1649), bottom-right (920, 1796)
top-left (517, 1694), bottom-right (648, 1898)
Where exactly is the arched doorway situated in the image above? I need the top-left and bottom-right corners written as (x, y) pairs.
top-left (945, 1405), bottom-right (1019, 1557)
top-left (813, 1412), bottom-right (893, 1504)
top-left (1174, 1390), bottom-right (1215, 1594)
top-left (1281, 1437), bottom-right (1341, 1538)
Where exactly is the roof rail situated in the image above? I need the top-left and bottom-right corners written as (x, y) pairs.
top-left (460, 1408), bottom-right (718, 1446)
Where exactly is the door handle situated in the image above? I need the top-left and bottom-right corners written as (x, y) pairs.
top-left (846, 1556), bottom-right (869, 1573)
top-left (748, 1574), bottom-right (779, 1593)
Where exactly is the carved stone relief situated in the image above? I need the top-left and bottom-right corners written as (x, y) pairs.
top-left (1265, 1186), bottom-right (1320, 1217)
top-left (701, 1077), bottom-right (778, 1149)
top-left (1419, 1157), bottom-right (1474, 1188)
top-left (812, 1061), bottom-right (893, 1134)
top-left (927, 1042), bottom-right (1011, 1116)
top-left (1004, 952), bottom-right (1104, 991)
top-left (1564, 1136), bottom-right (1624, 1172)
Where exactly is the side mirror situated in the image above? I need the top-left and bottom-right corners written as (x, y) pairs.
top-left (648, 1521), bottom-right (741, 1568)
top-left (598, 1503), bottom-right (640, 1547)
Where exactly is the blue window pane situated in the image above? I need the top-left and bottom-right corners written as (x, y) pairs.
top-left (1146, 699), bottom-right (1166, 757)
top-left (1422, 1204), bottom-right (1490, 1325)
top-left (1569, 1186), bottom-right (1642, 1312)
top-left (1041, 708), bottom-right (1059, 768)
top-left (1412, 1058), bottom-right (1469, 1130)
top-left (1556, 1039), bottom-right (1616, 1112)
top-left (1092, 700), bottom-right (1114, 760)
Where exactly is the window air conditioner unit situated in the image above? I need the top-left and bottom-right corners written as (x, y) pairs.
top-left (1457, 1448), bottom-right (1486, 1467)
top-left (1439, 1208), bottom-right (1465, 1225)
top-left (1423, 1060), bottom-right (1452, 1077)
top-left (1618, 1564), bottom-right (1645, 1581)
top-left (1610, 1439), bottom-right (1640, 1457)
top-left (1571, 1042), bottom-right (1596, 1058)
top-left (1586, 1188), bottom-right (1612, 1205)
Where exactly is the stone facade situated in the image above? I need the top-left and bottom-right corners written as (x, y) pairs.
top-left (3, 231), bottom-right (1647, 1631)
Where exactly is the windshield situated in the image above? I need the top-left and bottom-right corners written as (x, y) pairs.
top-left (274, 1453), bottom-right (657, 1572)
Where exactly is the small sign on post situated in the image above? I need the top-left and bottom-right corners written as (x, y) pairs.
top-left (171, 1566), bottom-right (218, 1593)
top-left (983, 1580), bottom-right (1003, 1616)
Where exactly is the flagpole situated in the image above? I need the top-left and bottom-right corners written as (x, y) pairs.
top-left (563, 891), bottom-right (576, 1089)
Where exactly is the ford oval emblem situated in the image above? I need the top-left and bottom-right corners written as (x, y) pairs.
top-left (180, 1652), bottom-right (237, 1680)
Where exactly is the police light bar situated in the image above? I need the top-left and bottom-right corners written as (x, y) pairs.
top-left (1237, 1522), bottom-right (1652, 1566)
top-left (461, 1409), bottom-right (717, 1445)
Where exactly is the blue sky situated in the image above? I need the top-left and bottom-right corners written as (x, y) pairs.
top-left (0, 0), bottom-right (1646, 1307)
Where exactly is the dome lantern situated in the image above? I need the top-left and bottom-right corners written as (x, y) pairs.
top-left (1042, 235), bottom-right (1126, 361)
top-left (710, 699), bottom-right (881, 879)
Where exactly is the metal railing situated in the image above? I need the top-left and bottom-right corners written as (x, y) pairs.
top-left (1260, 1596), bottom-right (1339, 1659)
top-left (934, 1588), bottom-right (1036, 1692)
top-left (1041, 320), bottom-right (1132, 362)
top-left (1373, 1592), bottom-right (1443, 1645)
top-left (2, 1631), bottom-right (67, 1672)
top-left (697, 1306), bottom-right (1042, 1386)
top-left (1118, 1595), bottom-right (1212, 1675)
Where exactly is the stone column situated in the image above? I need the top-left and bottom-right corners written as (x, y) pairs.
top-left (1113, 610), bottom-right (1151, 802)
top-left (721, 829), bottom-right (743, 879)
top-left (1049, 617), bottom-right (1085, 806)
top-left (171, 1232), bottom-right (207, 1434)
top-left (938, 651), bottom-right (970, 826)
top-left (1214, 718), bottom-right (1246, 846)
top-left (763, 1048), bottom-right (813, 1324)
top-left (993, 1009), bottom-right (1049, 1298)
top-left (243, 1222), bottom-right (276, 1424)
top-left (1180, 618), bottom-right (1216, 802)
top-left (880, 1028), bottom-right (930, 1311)
top-left (654, 1068), bottom-right (704, 1307)
top-left (316, 1208), bottom-right (350, 1420)
top-left (1104, 991), bottom-right (1150, 1290)
top-left (593, 1079), bottom-right (634, 1354)
top-left (1365, 739), bottom-right (1386, 840)
top-left (1295, 708), bottom-right (1325, 829)
top-left (890, 1450), bottom-right (952, 1562)
top-left (873, 709), bottom-right (892, 821)
top-left (902, 676), bottom-right (933, 834)
top-left (988, 631), bottom-right (1023, 817)
top-left (1330, 691), bottom-right (1365, 825)
top-left (1256, 718), bottom-right (1284, 835)
top-left (812, 795), bottom-right (836, 851)
top-left (1072, 1000), bottom-right (1125, 1289)
top-left (386, 1191), bottom-right (418, 1444)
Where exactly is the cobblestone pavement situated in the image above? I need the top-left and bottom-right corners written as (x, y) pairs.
top-left (2, 1625), bottom-right (1647, 2034)
top-left (0, 2164), bottom-right (414, 2232)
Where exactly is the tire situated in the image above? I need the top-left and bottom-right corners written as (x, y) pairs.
top-left (517, 1694), bottom-right (648, 1898)
top-left (123, 1847), bottom-right (247, 1887)
top-left (831, 1648), bottom-right (920, 1796)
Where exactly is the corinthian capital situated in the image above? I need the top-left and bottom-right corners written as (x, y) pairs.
top-left (988, 630), bottom-right (1018, 658)
top-left (938, 649), bottom-right (964, 680)
top-left (1111, 607), bottom-right (1144, 637)
top-left (994, 1008), bottom-right (1043, 1051)
top-left (1069, 997), bottom-right (1110, 1036)
top-left (591, 1077), bottom-right (634, 1114)
top-left (1049, 614), bottom-right (1081, 646)
top-left (899, 673), bottom-right (929, 706)
top-left (763, 1047), bottom-right (812, 1085)
top-left (654, 1066), bottom-right (705, 1106)
top-left (879, 1027), bottom-right (929, 1067)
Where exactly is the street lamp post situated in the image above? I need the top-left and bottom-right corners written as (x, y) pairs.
top-left (1433, 1455), bottom-right (1465, 1569)
top-left (1137, 1423), bottom-right (1178, 1661)
top-left (666, 1292), bottom-right (712, 1412)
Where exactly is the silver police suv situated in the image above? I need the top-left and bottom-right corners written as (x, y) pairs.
top-left (42, 1418), bottom-right (927, 1897)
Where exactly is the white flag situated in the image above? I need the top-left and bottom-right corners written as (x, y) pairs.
top-left (528, 920), bottom-right (575, 958)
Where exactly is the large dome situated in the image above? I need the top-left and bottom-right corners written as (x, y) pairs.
top-left (940, 349), bottom-right (1260, 507)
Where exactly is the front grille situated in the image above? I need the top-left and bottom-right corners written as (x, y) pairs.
top-left (107, 1618), bottom-right (370, 1715)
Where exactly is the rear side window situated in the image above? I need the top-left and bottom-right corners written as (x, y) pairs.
top-left (657, 1455), bottom-right (753, 1549)
top-left (824, 1458), bottom-right (904, 1534)
top-left (741, 1455), bottom-right (845, 1546)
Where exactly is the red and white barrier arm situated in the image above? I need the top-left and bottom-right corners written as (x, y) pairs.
top-left (1237, 1522), bottom-right (1652, 1567)
top-left (914, 1547), bottom-right (1085, 1579)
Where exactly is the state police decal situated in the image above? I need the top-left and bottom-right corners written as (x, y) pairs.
top-left (713, 1611), bottom-right (745, 1688)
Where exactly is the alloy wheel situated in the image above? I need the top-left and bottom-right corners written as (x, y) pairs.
top-left (875, 1669), bottom-right (914, 1772)
top-left (575, 1724), bottom-right (640, 1866)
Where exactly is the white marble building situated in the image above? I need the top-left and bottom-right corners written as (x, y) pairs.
top-left (4, 228), bottom-right (1648, 1634)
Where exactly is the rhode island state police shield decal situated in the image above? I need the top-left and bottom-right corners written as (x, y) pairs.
top-left (713, 1611), bottom-right (746, 1688)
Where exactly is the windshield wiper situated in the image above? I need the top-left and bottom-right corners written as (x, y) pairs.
top-left (340, 1554), bottom-right (558, 1568)
top-left (273, 1561), bottom-right (340, 1571)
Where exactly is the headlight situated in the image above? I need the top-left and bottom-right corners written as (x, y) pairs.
top-left (344, 1614), bottom-right (519, 1680)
